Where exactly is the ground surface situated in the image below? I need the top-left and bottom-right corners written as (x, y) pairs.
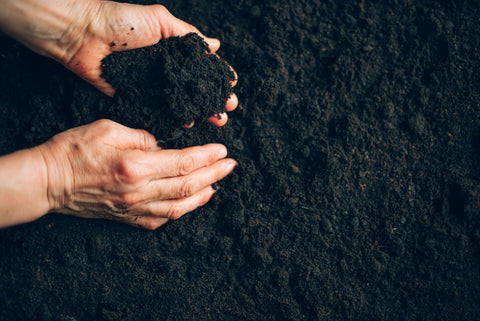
top-left (1, 0), bottom-right (480, 320)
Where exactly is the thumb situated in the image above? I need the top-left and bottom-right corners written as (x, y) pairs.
top-left (96, 120), bottom-right (158, 151)
top-left (123, 128), bottom-right (159, 152)
top-left (104, 3), bottom-right (220, 53)
top-left (157, 7), bottom-right (221, 53)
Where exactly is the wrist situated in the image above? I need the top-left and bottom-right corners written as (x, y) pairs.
top-left (0, 146), bottom-right (51, 227)
top-left (0, 0), bottom-right (102, 63)
top-left (29, 146), bottom-right (53, 214)
top-left (36, 141), bottom-right (72, 214)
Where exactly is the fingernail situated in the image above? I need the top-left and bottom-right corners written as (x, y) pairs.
top-left (217, 146), bottom-right (228, 158)
top-left (226, 161), bottom-right (238, 174)
top-left (206, 37), bottom-right (220, 48)
top-left (182, 121), bottom-right (194, 129)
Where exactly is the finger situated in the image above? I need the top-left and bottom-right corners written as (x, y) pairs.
top-left (138, 158), bottom-right (237, 200)
top-left (125, 129), bottom-right (158, 151)
top-left (157, 5), bottom-right (221, 53)
top-left (207, 113), bottom-right (228, 127)
top-left (142, 185), bottom-right (217, 221)
top-left (184, 93), bottom-right (236, 128)
top-left (144, 143), bottom-right (228, 178)
top-left (230, 67), bottom-right (238, 87)
top-left (181, 121), bottom-right (195, 129)
top-left (226, 60), bottom-right (238, 87)
top-left (213, 54), bottom-right (238, 86)
top-left (103, 3), bottom-right (221, 53)
top-left (128, 216), bottom-right (169, 230)
top-left (114, 124), bottom-right (158, 151)
top-left (164, 13), bottom-right (220, 53)
top-left (225, 93), bottom-right (238, 112)
top-left (90, 119), bottom-right (158, 151)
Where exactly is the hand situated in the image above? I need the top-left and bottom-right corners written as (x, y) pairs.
top-left (0, 0), bottom-right (238, 126)
top-left (36, 119), bottom-right (238, 229)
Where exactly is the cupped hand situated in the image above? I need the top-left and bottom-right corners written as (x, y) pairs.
top-left (0, 0), bottom-right (237, 126)
top-left (37, 119), bottom-right (237, 229)
top-left (65, 0), bottom-right (238, 128)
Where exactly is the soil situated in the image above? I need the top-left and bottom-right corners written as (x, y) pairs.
top-left (101, 33), bottom-right (234, 126)
top-left (1, 0), bottom-right (480, 320)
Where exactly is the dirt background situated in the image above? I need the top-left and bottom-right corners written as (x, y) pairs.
top-left (1, 0), bottom-right (480, 320)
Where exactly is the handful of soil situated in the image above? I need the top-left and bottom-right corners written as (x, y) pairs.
top-left (101, 33), bottom-right (234, 125)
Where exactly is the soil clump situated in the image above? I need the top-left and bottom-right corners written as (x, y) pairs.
top-left (101, 33), bottom-right (234, 126)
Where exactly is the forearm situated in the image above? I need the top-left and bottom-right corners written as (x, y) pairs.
top-left (0, 147), bottom-right (51, 228)
top-left (0, 0), bottom-right (99, 62)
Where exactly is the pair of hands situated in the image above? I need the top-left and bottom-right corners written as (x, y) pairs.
top-left (0, 0), bottom-right (238, 229)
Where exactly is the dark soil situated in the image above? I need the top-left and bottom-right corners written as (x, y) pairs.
top-left (1, 0), bottom-right (480, 320)
top-left (101, 33), bottom-right (234, 126)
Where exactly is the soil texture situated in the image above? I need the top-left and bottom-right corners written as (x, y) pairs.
top-left (0, 0), bottom-right (480, 320)
top-left (101, 33), bottom-right (234, 126)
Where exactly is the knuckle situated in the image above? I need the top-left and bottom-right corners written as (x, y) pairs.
top-left (95, 119), bottom-right (119, 138)
top-left (120, 193), bottom-right (140, 205)
top-left (138, 129), bottom-right (155, 149)
top-left (116, 157), bottom-right (139, 183)
top-left (154, 4), bottom-right (169, 14)
top-left (143, 221), bottom-right (159, 230)
top-left (177, 154), bottom-right (196, 176)
top-left (153, 4), bottom-right (175, 25)
top-left (180, 178), bottom-right (198, 198)
top-left (166, 204), bottom-right (184, 220)
top-left (94, 119), bottom-right (115, 128)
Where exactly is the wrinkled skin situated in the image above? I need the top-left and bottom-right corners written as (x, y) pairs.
top-left (37, 120), bottom-right (238, 229)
